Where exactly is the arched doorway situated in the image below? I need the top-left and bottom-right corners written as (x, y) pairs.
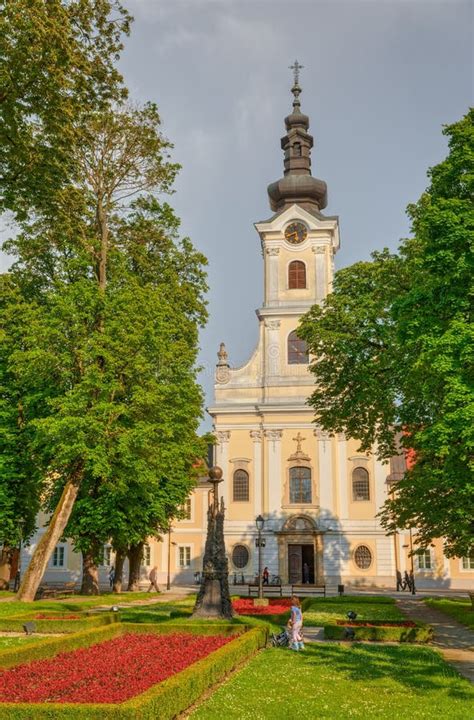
top-left (275, 515), bottom-right (324, 584)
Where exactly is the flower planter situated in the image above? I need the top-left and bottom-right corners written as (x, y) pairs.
top-left (0, 622), bottom-right (267, 719)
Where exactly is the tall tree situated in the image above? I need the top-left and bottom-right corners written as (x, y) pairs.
top-left (299, 110), bottom-right (474, 557)
top-left (4, 101), bottom-right (207, 601)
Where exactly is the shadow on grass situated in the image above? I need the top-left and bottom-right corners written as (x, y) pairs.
top-left (297, 643), bottom-right (471, 700)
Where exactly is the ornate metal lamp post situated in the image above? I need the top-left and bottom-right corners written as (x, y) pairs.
top-left (193, 466), bottom-right (233, 619)
top-left (256, 514), bottom-right (265, 600)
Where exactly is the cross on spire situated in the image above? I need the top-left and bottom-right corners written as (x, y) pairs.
top-left (289, 60), bottom-right (304, 85)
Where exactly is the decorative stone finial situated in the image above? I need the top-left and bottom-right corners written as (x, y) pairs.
top-left (216, 342), bottom-right (230, 384)
top-left (217, 342), bottom-right (228, 366)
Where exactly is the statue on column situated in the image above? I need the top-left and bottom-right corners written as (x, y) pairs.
top-left (193, 466), bottom-right (233, 619)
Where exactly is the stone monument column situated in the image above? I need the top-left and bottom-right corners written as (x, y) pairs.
top-left (193, 466), bottom-right (233, 619)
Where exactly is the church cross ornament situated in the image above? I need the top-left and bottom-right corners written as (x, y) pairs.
top-left (289, 60), bottom-right (304, 85)
top-left (293, 432), bottom-right (306, 453)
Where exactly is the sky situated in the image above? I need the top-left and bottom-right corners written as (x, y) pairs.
top-left (2, 0), bottom-right (472, 430)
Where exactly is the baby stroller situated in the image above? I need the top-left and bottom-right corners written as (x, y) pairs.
top-left (271, 626), bottom-right (290, 647)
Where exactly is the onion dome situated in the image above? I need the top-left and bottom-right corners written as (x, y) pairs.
top-left (267, 61), bottom-right (327, 214)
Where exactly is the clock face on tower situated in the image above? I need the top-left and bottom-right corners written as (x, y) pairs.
top-left (285, 222), bottom-right (307, 245)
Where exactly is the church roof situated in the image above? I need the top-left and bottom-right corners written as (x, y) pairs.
top-left (267, 61), bottom-right (328, 215)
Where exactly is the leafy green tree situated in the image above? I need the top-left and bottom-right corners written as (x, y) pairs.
top-left (4, 97), bottom-right (207, 600)
top-left (0, 0), bottom-right (130, 219)
top-left (0, 277), bottom-right (44, 586)
top-left (299, 110), bottom-right (474, 557)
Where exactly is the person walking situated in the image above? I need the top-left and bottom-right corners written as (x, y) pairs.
top-left (303, 562), bottom-right (310, 584)
top-left (147, 566), bottom-right (160, 593)
top-left (289, 596), bottom-right (304, 651)
top-left (262, 567), bottom-right (269, 585)
top-left (109, 566), bottom-right (115, 590)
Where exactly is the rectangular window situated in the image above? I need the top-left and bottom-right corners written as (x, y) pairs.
top-left (102, 545), bottom-right (112, 566)
top-left (143, 544), bottom-right (151, 566)
top-left (462, 554), bottom-right (474, 570)
top-left (52, 546), bottom-right (65, 567)
top-left (417, 550), bottom-right (432, 570)
top-left (179, 546), bottom-right (191, 568)
top-left (182, 498), bottom-right (192, 520)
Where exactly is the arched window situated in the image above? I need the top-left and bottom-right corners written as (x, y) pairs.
top-left (293, 142), bottom-right (302, 157)
top-left (233, 469), bottom-right (249, 502)
top-left (288, 330), bottom-right (309, 364)
top-left (352, 467), bottom-right (370, 501)
top-left (289, 466), bottom-right (312, 504)
top-left (354, 545), bottom-right (372, 569)
top-left (232, 544), bottom-right (249, 568)
top-left (288, 260), bottom-right (306, 289)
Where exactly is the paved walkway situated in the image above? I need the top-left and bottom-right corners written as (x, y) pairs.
top-left (396, 598), bottom-right (474, 683)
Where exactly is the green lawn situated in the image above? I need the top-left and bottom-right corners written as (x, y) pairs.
top-left (0, 591), bottom-right (176, 618)
top-left (190, 644), bottom-right (473, 720)
top-left (425, 597), bottom-right (474, 630)
top-left (303, 595), bottom-right (405, 626)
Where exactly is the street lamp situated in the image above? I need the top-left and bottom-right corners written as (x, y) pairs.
top-left (255, 514), bottom-right (265, 600)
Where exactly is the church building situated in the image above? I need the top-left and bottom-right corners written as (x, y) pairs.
top-left (167, 67), bottom-right (473, 590)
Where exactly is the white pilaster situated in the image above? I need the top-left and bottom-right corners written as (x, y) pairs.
top-left (266, 248), bottom-right (280, 305)
top-left (264, 319), bottom-right (281, 377)
top-left (312, 246), bottom-right (327, 302)
top-left (315, 429), bottom-right (333, 514)
top-left (250, 430), bottom-right (263, 517)
top-left (265, 429), bottom-right (282, 519)
top-left (337, 433), bottom-right (348, 519)
top-left (215, 430), bottom-right (231, 507)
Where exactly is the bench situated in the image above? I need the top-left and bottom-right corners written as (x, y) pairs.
top-left (291, 584), bottom-right (326, 597)
top-left (35, 581), bottom-right (76, 600)
top-left (248, 583), bottom-right (283, 597)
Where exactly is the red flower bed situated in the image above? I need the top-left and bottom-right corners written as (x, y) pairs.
top-left (34, 614), bottom-right (82, 620)
top-left (336, 620), bottom-right (417, 628)
top-left (232, 598), bottom-right (292, 615)
top-left (0, 632), bottom-right (232, 704)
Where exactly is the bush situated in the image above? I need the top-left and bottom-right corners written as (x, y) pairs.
top-left (323, 623), bottom-right (433, 643)
top-left (0, 612), bottom-right (120, 635)
top-left (0, 624), bottom-right (267, 719)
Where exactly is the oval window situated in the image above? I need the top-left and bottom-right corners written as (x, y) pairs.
top-left (232, 544), bottom-right (249, 569)
top-left (354, 545), bottom-right (372, 570)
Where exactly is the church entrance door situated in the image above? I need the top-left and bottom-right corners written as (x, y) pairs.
top-left (288, 544), bottom-right (314, 584)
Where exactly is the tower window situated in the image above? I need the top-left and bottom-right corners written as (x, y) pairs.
top-left (352, 467), bottom-right (370, 501)
top-left (288, 260), bottom-right (306, 289)
top-left (233, 469), bottom-right (249, 502)
top-left (293, 142), bottom-right (302, 157)
top-left (289, 466), bottom-right (312, 503)
top-left (288, 330), bottom-right (309, 364)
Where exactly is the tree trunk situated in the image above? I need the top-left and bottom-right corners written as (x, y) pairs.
top-left (112, 549), bottom-right (125, 593)
top-left (80, 548), bottom-right (99, 595)
top-left (0, 546), bottom-right (12, 591)
top-left (127, 542), bottom-right (143, 592)
top-left (17, 468), bottom-right (83, 601)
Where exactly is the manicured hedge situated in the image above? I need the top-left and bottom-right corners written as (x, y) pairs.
top-left (0, 623), bottom-right (266, 719)
top-left (0, 623), bottom-right (123, 670)
top-left (0, 612), bottom-right (120, 635)
top-left (323, 622), bottom-right (433, 643)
